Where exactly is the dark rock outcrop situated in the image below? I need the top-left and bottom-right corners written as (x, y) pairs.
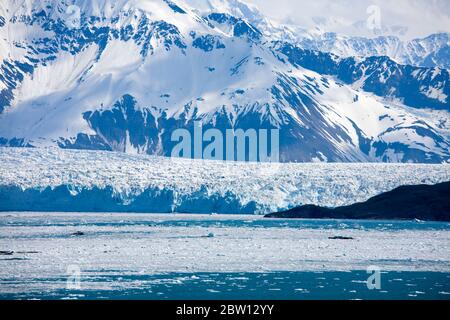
top-left (265, 181), bottom-right (450, 222)
top-left (328, 236), bottom-right (354, 240)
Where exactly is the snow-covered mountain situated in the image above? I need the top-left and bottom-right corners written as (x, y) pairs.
top-left (183, 0), bottom-right (450, 69)
top-left (0, 0), bottom-right (449, 163)
top-left (277, 31), bottom-right (450, 70)
top-left (273, 42), bottom-right (449, 110)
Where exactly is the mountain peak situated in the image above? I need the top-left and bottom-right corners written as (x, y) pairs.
top-left (0, 0), bottom-right (449, 163)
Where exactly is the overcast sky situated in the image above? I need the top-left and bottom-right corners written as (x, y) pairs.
top-left (245, 0), bottom-right (450, 39)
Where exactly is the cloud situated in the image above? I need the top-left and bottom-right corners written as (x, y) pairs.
top-left (244, 0), bottom-right (450, 39)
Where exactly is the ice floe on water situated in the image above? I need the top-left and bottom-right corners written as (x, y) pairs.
top-left (1, 214), bottom-right (449, 275)
top-left (0, 213), bottom-right (449, 299)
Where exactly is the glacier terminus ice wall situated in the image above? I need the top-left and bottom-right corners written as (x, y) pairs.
top-left (0, 148), bottom-right (449, 214)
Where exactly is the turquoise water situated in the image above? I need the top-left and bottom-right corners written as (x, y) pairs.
top-left (1, 271), bottom-right (449, 300)
top-left (1, 214), bottom-right (449, 231)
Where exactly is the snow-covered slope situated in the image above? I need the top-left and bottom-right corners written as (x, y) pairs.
top-left (1, 147), bottom-right (449, 214)
top-left (286, 32), bottom-right (450, 70)
top-left (182, 0), bottom-right (450, 69)
top-left (274, 43), bottom-right (449, 110)
top-left (0, 0), bottom-right (449, 163)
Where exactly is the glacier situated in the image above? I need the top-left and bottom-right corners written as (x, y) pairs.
top-left (0, 147), bottom-right (449, 214)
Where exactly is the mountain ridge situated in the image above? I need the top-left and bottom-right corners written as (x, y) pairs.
top-left (0, 0), bottom-right (449, 163)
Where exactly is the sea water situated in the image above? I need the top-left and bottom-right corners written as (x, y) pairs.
top-left (0, 213), bottom-right (449, 300)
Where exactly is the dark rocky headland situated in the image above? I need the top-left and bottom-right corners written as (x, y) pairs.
top-left (265, 181), bottom-right (450, 222)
